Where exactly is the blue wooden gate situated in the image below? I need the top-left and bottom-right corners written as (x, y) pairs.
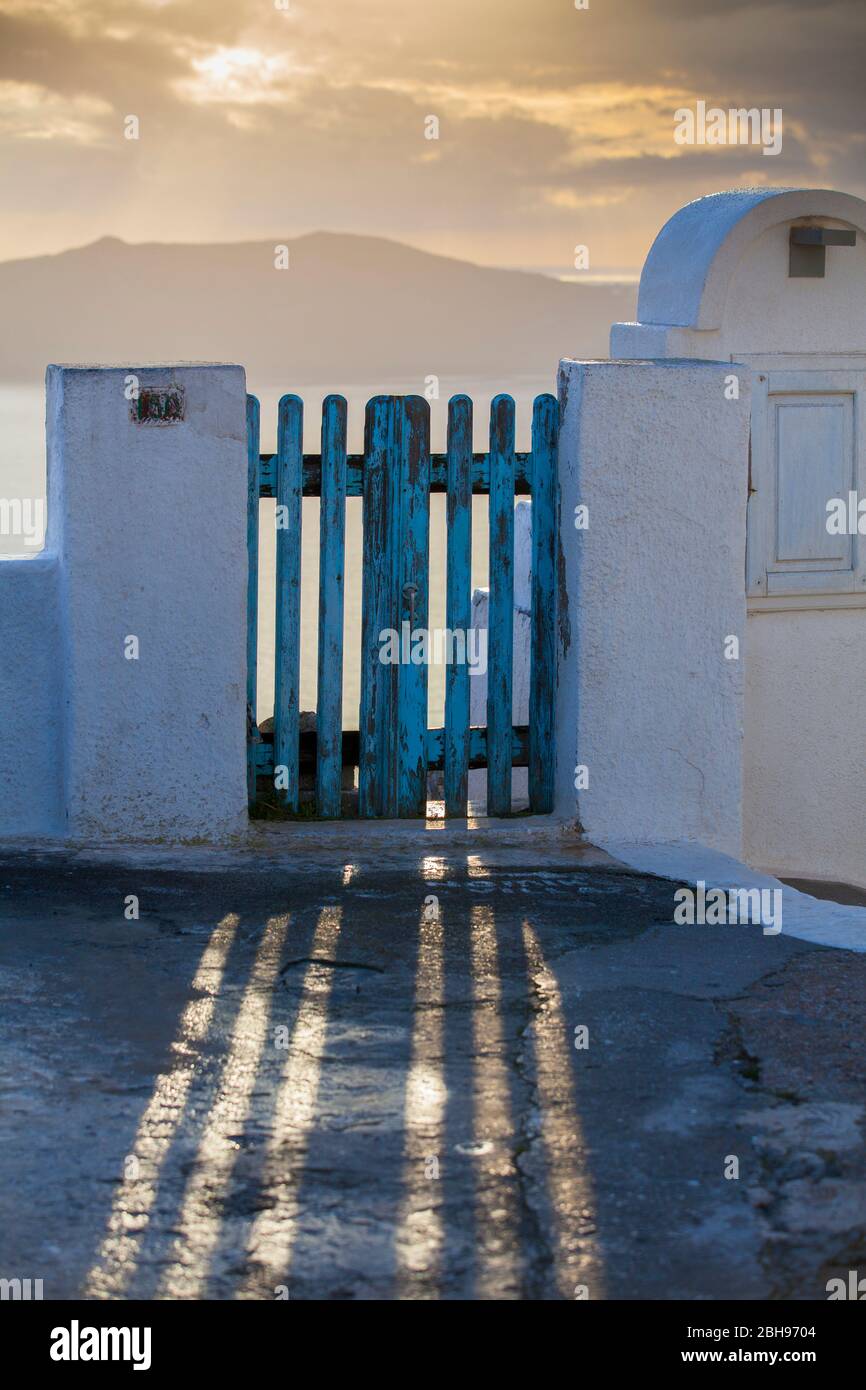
top-left (247, 392), bottom-right (558, 819)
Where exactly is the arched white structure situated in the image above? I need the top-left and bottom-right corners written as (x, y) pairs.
top-left (612, 187), bottom-right (866, 360)
top-left (610, 186), bottom-right (866, 891)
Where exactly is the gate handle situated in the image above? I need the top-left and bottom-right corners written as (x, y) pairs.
top-left (402, 582), bottom-right (418, 629)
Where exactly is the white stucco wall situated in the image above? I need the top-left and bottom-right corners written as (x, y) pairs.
top-left (555, 358), bottom-right (751, 852)
top-left (745, 610), bottom-right (866, 888)
top-left (0, 553), bottom-right (63, 835)
top-left (46, 364), bottom-right (249, 841)
top-left (612, 187), bottom-right (866, 887)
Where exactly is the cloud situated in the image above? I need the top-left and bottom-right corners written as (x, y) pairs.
top-left (0, 79), bottom-right (111, 141)
top-left (0, 0), bottom-right (863, 267)
top-left (174, 46), bottom-right (310, 106)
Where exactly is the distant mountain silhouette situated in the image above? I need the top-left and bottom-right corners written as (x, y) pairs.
top-left (0, 232), bottom-right (635, 385)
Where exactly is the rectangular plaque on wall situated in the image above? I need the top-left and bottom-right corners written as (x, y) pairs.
top-left (132, 385), bottom-right (185, 424)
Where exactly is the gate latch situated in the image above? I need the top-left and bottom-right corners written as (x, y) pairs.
top-left (402, 582), bottom-right (418, 629)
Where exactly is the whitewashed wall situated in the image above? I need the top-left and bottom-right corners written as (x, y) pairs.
top-left (745, 609), bottom-right (866, 887)
top-left (555, 358), bottom-right (750, 851)
top-left (613, 187), bottom-right (866, 887)
top-left (0, 364), bottom-right (249, 842)
top-left (0, 553), bottom-right (63, 835)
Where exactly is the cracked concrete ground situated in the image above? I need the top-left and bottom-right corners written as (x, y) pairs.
top-left (0, 846), bottom-right (864, 1300)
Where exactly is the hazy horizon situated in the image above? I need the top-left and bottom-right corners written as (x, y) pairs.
top-left (1, 0), bottom-right (864, 272)
top-left (0, 230), bottom-right (635, 388)
top-left (0, 227), bottom-right (642, 288)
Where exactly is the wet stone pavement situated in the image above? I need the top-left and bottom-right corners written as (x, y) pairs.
top-left (0, 849), bottom-right (864, 1301)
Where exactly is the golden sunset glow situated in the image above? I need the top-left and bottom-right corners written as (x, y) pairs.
top-left (0, 0), bottom-right (862, 268)
top-left (175, 47), bottom-right (304, 107)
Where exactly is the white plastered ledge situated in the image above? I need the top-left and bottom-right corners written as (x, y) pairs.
top-left (598, 841), bottom-right (866, 952)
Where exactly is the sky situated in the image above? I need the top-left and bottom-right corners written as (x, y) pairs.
top-left (0, 0), bottom-right (864, 272)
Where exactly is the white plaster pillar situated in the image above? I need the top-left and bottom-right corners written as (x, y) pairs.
top-left (555, 358), bottom-right (751, 853)
top-left (0, 553), bottom-right (63, 835)
top-left (46, 364), bottom-right (249, 841)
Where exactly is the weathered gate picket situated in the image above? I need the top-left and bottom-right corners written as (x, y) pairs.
top-left (247, 391), bottom-right (558, 819)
